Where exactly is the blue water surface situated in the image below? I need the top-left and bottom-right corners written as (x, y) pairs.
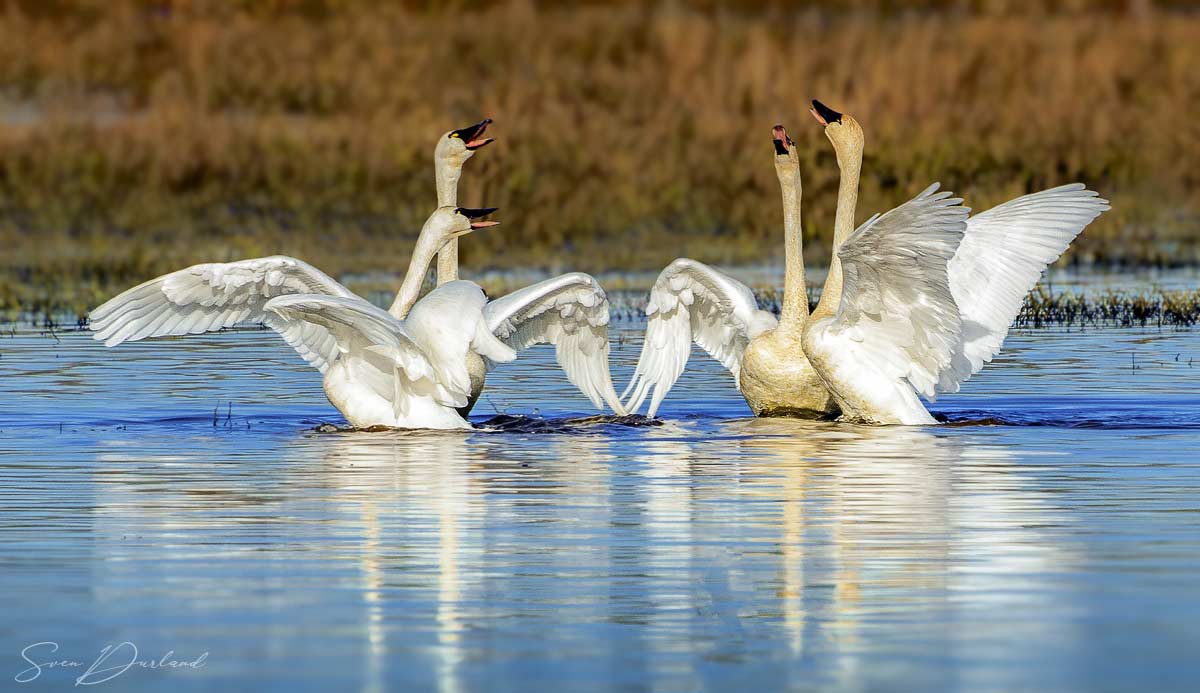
top-left (1, 317), bottom-right (1199, 691)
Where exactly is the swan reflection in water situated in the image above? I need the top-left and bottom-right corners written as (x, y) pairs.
top-left (718, 418), bottom-right (1082, 684)
top-left (86, 420), bottom-right (1080, 688)
top-left (305, 429), bottom-right (618, 693)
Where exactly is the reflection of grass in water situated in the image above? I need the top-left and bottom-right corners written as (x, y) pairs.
top-left (1, 3), bottom-right (1198, 313)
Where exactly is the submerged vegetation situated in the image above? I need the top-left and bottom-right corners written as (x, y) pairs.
top-left (1016, 286), bottom-right (1200, 328)
top-left (0, 1), bottom-right (1198, 313)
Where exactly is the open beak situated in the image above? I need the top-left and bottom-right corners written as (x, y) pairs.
top-left (810, 99), bottom-right (843, 126)
top-left (451, 118), bottom-right (494, 150)
top-left (772, 124), bottom-right (792, 155)
top-left (456, 206), bottom-right (500, 233)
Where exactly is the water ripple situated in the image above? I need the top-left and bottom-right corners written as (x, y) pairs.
top-left (1, 323), bottom-right (1199, 690)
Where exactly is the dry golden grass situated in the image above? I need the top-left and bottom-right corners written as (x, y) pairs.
top-left (1, 1), bottom-right (1198, 314)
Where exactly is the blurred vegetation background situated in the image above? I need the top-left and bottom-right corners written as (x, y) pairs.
top-left (1, 0), bottom-right (1197, 314)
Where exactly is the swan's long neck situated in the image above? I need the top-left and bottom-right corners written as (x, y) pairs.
top-left (777, 166), bottom-right (808, 332)
top-left (811, 137), bottom-right (863, 321)
top-left (389, 226), bottom-right (445, 318)
top-left (434, 158), bottom-right (461, 285)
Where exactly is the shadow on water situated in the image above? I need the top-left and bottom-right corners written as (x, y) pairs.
top-left (937, 399), bottom-right (1200, 429)
top-left (304, 414), bottom-right (662, 435)
top-left (477, 413), bottom-right (662, 433)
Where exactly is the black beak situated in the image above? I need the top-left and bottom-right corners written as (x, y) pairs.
top-left (456, 206), bottom-right (498, 219)
top-left (450, 118), bottom-right (494, 150)
top-left (772, 124), bottom-right (792, 155)
top-left (811, 99), bottom-right (843, 125)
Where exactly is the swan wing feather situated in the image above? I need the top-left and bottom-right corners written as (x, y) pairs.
top-left (90, 256), bottom-right (355, 373)
top-left (263, 293), bottom-right (471, 407)
top-left (831, 183), bottom-right (969, 400)
top-left (936, 183), bottom-right (1109, 394)
top-left (622, 258), bottom-right (777, 416)
top-left (484, 273), bottom-right (624, 414)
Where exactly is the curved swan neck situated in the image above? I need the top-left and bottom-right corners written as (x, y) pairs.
top-left (389, 227), bottom-right (444, 318)
top-left (434, 155), bottom-right (461, 285)
top-left (812, 134), bottom-right (863, 320)
top-left (777, 166), bottom-right (808, 331)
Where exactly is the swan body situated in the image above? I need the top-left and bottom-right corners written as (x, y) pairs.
top-left (623, 127), bottom-right (837, 418)
top-left (323, 358), bottom-right (467, 429)
top-left (804, 319), bottom-right (938, 425)
top-left (269, 286), bottom-right (514, 429)
top-left (739, 323), bottom-right (837, 417)
top-left (805, 100), bottom-right (1110, 425)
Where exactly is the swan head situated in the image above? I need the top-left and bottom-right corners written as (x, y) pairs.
top-left (436, 118), bottom-right (494, 168)
top-left (424, 206), bottom-right (501, 246)
top-left (809, 99), bottom-right (863, 159)
top-left (772, 124), bottom-right (800, 181)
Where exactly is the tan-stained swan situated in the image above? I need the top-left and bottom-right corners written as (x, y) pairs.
top-left (429, 120), bottom-right (626, 415)
top-left (621, 125), bottom-right (837, 418)
top-left (91, 207), bottom-right (511, 429)
top-left (802, 99), bottom-right (1110, 424)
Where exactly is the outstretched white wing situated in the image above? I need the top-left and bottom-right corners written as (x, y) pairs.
top-left (90, 256), bottom-right (356, 373)
top-left (263, 293), bottom-right (473, 411)
top-left (829, 183), bottom-right (969, 399)
top-left (263, 294), bottom-right (431, 380)
top-left (484, 273), bottom-right (625, 414)
top-left (936, 184), bottom-right (1109, 394)
top-left (622, 259), bottom-right (778, 416)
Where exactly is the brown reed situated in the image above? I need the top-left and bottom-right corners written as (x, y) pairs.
top-left (0, 1), bottom-right (1197, 314)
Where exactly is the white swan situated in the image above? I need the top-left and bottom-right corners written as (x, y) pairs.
top-left (90, 116), bottom-right (625, 424)
top-left (802, 99), bottom-right (1110, 424)
top-left (428, 120), bottom-right (626, 415)
top-left (621, 125), bottom-right (836, 418)
top-left (91, 207), bottom-right (511, 429)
